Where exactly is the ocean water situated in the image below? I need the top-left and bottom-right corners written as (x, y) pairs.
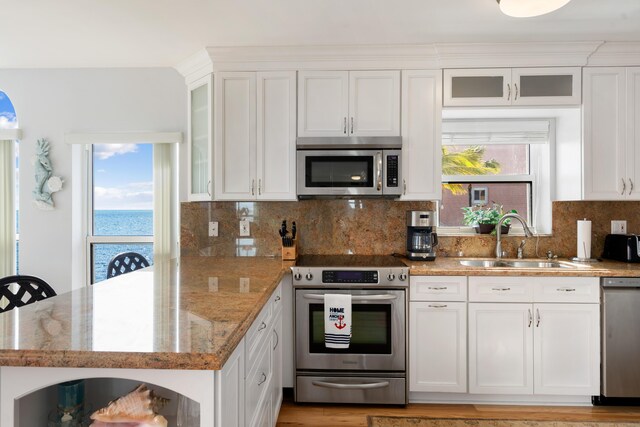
top-left (93, 210), bottom-right (154, 283)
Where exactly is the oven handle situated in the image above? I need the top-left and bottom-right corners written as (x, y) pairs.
top-left (302, 294), bottom-right (398, 301)
top-left (311, 380), bottom-right (390, 390)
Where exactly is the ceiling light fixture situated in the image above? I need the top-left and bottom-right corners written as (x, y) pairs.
top-left (496, 0), bottom-right (572, 18)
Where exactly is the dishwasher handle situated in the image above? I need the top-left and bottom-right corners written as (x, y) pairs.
top-left (602, 277), bottom-right (640, 288)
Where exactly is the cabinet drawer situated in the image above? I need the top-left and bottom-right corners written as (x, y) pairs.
top-left (245, 338), bottom-right (272, 425)
top-left (469, 277), bottom-right (533, 302)
top-left (410, 276), bottom-right (467, 301)
top-left (533, 277), bottom-right (599, 303)
top-left (246, 300), bottom-right (273, 372)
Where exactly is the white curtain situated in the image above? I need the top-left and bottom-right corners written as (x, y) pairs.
top-left (0, 139), bottom-right (15, 278)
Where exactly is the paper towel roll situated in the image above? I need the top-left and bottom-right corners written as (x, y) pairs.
top-left (577, 219), bottom-right (592, 259)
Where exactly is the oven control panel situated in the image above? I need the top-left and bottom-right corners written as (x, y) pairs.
top-left (322, 270), bottom-right (378, 283)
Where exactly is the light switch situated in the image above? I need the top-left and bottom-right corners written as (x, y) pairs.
top-left (240, 219), bottom-right (250, 236)
top-left (611, 220), bottom-right (627, 234)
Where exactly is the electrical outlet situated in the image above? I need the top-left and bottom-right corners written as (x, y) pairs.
top-left (208, 221), bottom-right (218, 237)
top-left (208, 277), bottom-right (218, 293)
top-left (611, 220), bottom-right (627, 234)
top-left (239, 219), bottom-right (250, 236)
top-left (239, 278), bottom-right (250, 293)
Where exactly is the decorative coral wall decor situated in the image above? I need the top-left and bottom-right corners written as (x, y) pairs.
top-left (32, 138), bottom-right (64, 210)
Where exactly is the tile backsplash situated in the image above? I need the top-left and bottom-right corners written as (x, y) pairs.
top-left (181, 200), bottom-right (640, 259)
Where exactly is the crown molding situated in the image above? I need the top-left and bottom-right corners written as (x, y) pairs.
top-left (436, 41), bottom-right (604, 68)
top-left (174, 49), bottom-right (213, 84)
top-left (586, 41), bottom-right (640, 66)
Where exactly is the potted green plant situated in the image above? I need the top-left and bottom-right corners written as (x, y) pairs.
top-left (461, 203), bottom-right (517, 235)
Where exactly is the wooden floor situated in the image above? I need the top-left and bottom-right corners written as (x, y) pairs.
top-left (276, 399), bottom-right (640, 426)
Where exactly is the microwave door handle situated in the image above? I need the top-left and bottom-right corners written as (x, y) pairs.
top-left (376, 152), bottom-right (383, 191)
top-left (312, 380), bottom-right (390, 390)
top-left (303, 294), bottom-right (398, 301)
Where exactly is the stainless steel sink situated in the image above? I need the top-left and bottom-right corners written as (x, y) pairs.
top-left (459, 259), bottom-right (587, 269)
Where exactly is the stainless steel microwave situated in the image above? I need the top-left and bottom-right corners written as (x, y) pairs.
top-left (296, 137), bottom-right (402, 198)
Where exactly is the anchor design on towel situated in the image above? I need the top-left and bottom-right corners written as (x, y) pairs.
top-left (334, 315), bottom-right (346, 330)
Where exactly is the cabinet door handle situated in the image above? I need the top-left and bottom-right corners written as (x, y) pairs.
top-left (514, 83), bottom-right (519, 101)
top-left (258, 372), bottom-right (267, 386)
top-left (491, 287), bottom-right (511, 291)
top-left (343, 117), bottom-right (347, 134)
top-left (622, 178), bottom-right (626, 196)
top-left (258, 321), bottom-right (267, 332)
top-left (528, 308), bottom-right (532, 328)
top-left (507, 83), bottom-right (511, 101)
top-left (274, 295), bottom-right (281, 302)
top-left (557, 287), bottom-right (576, 292)
top-left (350, 117), bottom-right (354, 134)
top-left (403, 179), bottom-right (407, 195)
top-left (258, 179), bottom-right (262, 195)
top-left (207, 180), bottom-right (211, 197)
top-left (630, 178), bottom-right (634, 195)
top-left (428, 304), bottom-right (448, 308)
top-left (428, 286), bottom-right (448, 290)
top-left (273, 329), bottom-right (279, 350)
top-left (536, 308), bottom-right (541, 327)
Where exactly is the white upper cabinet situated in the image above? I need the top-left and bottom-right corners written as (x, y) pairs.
top-left (444, 67), bottom-right (581, 107)
top-left (298, 70), bottom-right (400, 137)
top-left (187, 74), bottom-right (214, 201)
top-left (400, 70), bottom-right (442, 200)
top-left (215, 71), bottom-right (297, 201)
top-left (215, 72), bottom-right (257, 200)
top-left (583, 67), bottom-right (640, 200)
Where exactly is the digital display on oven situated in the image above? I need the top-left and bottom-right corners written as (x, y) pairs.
top-left (322, 270), bottom-right (378, 283)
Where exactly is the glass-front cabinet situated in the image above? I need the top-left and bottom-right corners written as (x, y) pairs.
top-left (188, 74), bottom-right (214, 201)
top-left (444, 67), bottom-right (581, 107)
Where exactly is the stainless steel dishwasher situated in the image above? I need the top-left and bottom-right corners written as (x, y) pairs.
top-left (599, 277), bottom-right (640, 403)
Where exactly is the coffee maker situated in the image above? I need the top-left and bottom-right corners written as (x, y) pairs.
top-left (406, 210), bottom-right (438, 261)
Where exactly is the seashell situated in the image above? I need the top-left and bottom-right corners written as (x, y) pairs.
top-left (90, 384), bottom-right (169, 425)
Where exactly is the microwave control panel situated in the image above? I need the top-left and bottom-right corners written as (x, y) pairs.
top-left (387, 155), bottom-right (399, 187)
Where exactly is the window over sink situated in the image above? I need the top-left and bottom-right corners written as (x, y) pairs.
top-left (439, 118), bottom-right (554, 235)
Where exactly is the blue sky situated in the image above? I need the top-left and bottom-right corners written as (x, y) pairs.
top-left (0, 91), bottom-right (17, 128)
top-left (93, 144), bottom-right (153, 210)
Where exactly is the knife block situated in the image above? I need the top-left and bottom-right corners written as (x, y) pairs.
top-left (282, 238), bottom-right (298, 261)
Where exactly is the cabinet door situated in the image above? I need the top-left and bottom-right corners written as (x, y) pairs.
top-left (533, 304), bottom-right (600, 396)
top-left (298, 71), bottom-right (349, 137)
top-left (512, 67), bottom-right (581, 106)
top-left (410, 302), bottom-right (467, 393)
top-left (256, 71), bottom-right (297, 200)
top-left (469, 303), bottom-right (533, 394)
top-left (214, 72), bottom-right (257, 200)
top-left (271, 309), bottom-right (283, 424)
top-left (583, 67), bottom-right (627, 200)
top-left (348, 71), bottom-right (400, 136)
top-left (188, 74), bottom-right (214, 201)
top-left (627, 68), bottom-right (640, 200)
top-left (443, 69), bottom-right (512, 107)
top-left (400, 70), bottom-right (442, 200)
top-left (216, 339), bottom-right (245, 427)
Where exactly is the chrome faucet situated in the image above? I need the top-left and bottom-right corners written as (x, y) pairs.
top-left (495, 213), bottom-right (534, 259)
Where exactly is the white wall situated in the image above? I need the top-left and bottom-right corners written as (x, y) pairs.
top-left (0, 68), bottom-right (186, 293)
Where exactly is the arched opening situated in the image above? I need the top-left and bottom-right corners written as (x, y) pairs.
top-left (0, 90), bottom-right (20, 276)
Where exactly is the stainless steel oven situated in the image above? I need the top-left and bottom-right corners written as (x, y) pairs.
top-left (292, 255), bottom-right (408, 405)
top-left (296, 137), bottom-right (402, 198)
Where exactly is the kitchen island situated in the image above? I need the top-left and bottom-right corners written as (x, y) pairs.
top-left (0, 256), bottom-right (289, 426)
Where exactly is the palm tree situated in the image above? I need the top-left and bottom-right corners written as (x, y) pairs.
top-left (442, 146), bottom-right (501, 195)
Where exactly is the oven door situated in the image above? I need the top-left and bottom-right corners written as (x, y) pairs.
top-left (296, 150), bottom-right (383, 197)
top-left (295, 288), bottom-right (406, 372)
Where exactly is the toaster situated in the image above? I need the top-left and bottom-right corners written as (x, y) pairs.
top-left (602, 234), bottom-right (640, 262)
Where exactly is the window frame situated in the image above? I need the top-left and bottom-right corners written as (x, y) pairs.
top-left (438, 118), bottom-right (554, 236)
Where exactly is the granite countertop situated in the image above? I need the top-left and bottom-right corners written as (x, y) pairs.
top-left (0, 256), bottom-right (286, 371)
top-left (405, 257), bottom-right (640, 277)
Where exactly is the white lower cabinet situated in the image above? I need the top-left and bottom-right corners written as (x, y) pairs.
top-left (410, 275), bottom-right (600, 401)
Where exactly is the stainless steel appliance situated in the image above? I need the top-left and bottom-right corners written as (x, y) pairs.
top-left (296, 137), bottom-right (402, 198)
top-left (602, 234), bottom-right (640, 262)
top-left (291, 255), bottom-right (408, 405)
top-left (597, 277), bottom-right (640, 403)
top-left (406, 210), bottom-right (438, 261)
